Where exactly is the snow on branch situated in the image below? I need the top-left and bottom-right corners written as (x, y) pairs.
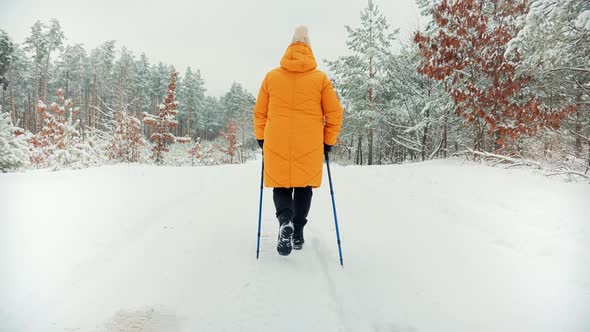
top-left (143, 69), bottom-right (181, 164)
top-left (391, 136), bottom-right (421, 152)
top-left (462, 148), bottom-right (542, 169)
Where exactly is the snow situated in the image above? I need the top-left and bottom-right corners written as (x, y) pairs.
top-left (576, 10), bottom-right (590, 30)
top-left (1, 158), bottom-right (589, 331)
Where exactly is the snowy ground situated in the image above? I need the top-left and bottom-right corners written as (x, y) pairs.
top-left (1, 157), bottom-right (589, 332)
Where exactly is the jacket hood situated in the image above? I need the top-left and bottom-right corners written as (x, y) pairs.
top-left (280, 42), bottom-right (317, 73)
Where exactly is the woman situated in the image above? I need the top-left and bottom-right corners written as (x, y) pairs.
top-left (253, 26), bottom-right (343, 256)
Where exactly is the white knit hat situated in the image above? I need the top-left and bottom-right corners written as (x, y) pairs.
top-left (292, 26), bottom-right (311, 47)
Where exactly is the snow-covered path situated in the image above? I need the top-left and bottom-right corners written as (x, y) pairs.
top-left (1, 159), bottom-right (589, 332)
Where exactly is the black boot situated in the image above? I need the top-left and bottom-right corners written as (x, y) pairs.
top-left (293, 226), bottom-right (304, 250)
top-left (277, 216), bottom-right (294, 256)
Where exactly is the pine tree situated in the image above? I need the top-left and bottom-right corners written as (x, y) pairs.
top-left (221, 82), bottom-right (247, 124)
top-left (218, 121), bottom-right (239, 164)
top-left (42, 19), bottom-right (65, 102)
top-left (5, 45), bottom-right (32, 130)
top-left (381, 39), bottom-right (454, 162)
top-left (178, 67), bottom-right (206, 139)
top-left (220, 82), bottom-right (255, 162)
top-left (143, 69), bottom-right (182, 164)
top-left (0, 112), bottom-right (29, 172)
top-left (414, 0), bottom-right (573, 151)
top-left (507, 0), bottom-right (589, 157)
top-left (132, 53), bottom-right (151, 117)
top-left (29, 88), bottom-right (86, 167)
top-left (202, 96), bottom-right (223, 140)
top-left (113, 46), bottom-right (135, 108)
top-left (107, 107), bottom-right (144, 162)
top-left (0, 29), bottom-right (15, 126)
top-left (88, 40), bottom-right (116, 130)
top-left (326, 0), bottom-right (398, 164)
top-left (55, 44), bottom-right (87, 110)
top-left (189, 137), bottom-right (213, 166)
top-left (24, 20), bottom-right (47, 108)
top-left (0, 29), bottom-right (14, 92)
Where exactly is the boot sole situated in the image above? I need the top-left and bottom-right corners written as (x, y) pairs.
top-left (277, 224), bottom-right (294, 256)
top-left (293, 242), bottom-right (304, 250)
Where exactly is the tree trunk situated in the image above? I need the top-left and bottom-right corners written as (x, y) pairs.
top-left (91, 75), bottom-right (97, 128)
top-left (78, 74), bottom-right (83, 114)
top-left (473, 120), bottom-right (482, 151)
top-left (138, 93), bottom-right (142, 117)
top-left (8, 65), bottom-right (16, 125)
top-left (187, 106), bottom-right (191, 138)
top-left (493, 130), bottom-right (503, 152)
top-left (83, 82), bottom-right (88, 133)
top-left (34, 45), bottom-right (40, 102)
top-left (367, 5), bottom-right (374, 166)
top-left (64, 69), bottom-right (69, 100)
top-left (348, 134), bottom-right (353, 161)
top-left (27, 91), bottom-right (32, 132)
top-left (443, 109), bottom-right (448, 158)
top-left (2, 88), bottom-right (6, 117)
top-left (43, 50), bottom-right (51, 102)
top-left (421, 107), bottom-right (431, 161)
top-left (368, 128), bottom-right (374, 165)
top-left (575, 104), bottom-right (583, 158)
top-left (356, 134), bottom-right (363, 165)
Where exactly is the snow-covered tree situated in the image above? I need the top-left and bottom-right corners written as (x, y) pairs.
top-left (149, 62), bottom-right (172, 111)
top-left (88, 40), bottom-right (116, 129)
top-left (326, 0), bottom-right (398, 164)
top-left (189, 137), bottom-right (214, 166)
top-left (221, 82), bottom-right (248, 123)
top-left (414, 0), bottom-right (573, 152)
top-left (24, 20), bottom-right (47, 106)
top-left (0, 112), bottom-right (29, 172)
top-left (0, 29), bottom-right (16, 126)
top-left (143, 69), bottom-right (187, 164)
top-left (0, 29), bottom-right (14, 92)
top-left (107, 105), bottom-right (144, 163)
top-left (507, 0), bottom-right (589, 157)
top-left (41, 19), bottom-right (65, 102)
top-left (201, 96), bottom-right (224, 140)
top-left (218, 121), bottom-right (239, 164)
top-left (54, 44), bottom-right (87, 109)
top-left (113, 46), bottom-right (135, 108)
top-left (220, 82), bottom-right (255, 162)
top-left (381, 39), bottom-right (454, 161)
top-left (178, 67), bottom-right (206, 138)
top-left (29, 89), bottom-right (95, 168)
top-left (133, 53), bottom-right (152, 117)
top-left (5, 45), bottom-right (32, 130)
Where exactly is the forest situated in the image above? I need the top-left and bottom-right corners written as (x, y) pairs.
top-left (1, 0), bottom-right (588, 177)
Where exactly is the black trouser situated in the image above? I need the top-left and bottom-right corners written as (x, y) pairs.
top-left (273, 187), bottom-right (313, 229)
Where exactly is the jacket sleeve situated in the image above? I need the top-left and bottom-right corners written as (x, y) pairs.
top-left (253, 74), bottom-right (270, 140)
top-left (321, 74), bottom-right (344, 146)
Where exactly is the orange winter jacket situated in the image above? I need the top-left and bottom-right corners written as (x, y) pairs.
top-left (253, 42), bottom-right (343, 188)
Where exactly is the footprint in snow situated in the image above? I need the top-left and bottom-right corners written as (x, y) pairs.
top-left (98, 307), bottom-right (180, 332)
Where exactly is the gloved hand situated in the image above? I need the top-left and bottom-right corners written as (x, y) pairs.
top-left (257, 140), bottom-right (264, 148)
top-left (324, 143), bottom-right (333, 154)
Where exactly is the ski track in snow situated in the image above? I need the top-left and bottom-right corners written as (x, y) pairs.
top-left (1, 158), bottom-right (589, 332)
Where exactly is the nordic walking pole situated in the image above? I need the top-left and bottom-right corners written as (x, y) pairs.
top-left (256, 154), bottom-right (264, 259)
top-left (325, 151), bottom-right (344, 267)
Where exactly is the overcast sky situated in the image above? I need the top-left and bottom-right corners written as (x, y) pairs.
top-left (0, 0), bottom-right (422, 96)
